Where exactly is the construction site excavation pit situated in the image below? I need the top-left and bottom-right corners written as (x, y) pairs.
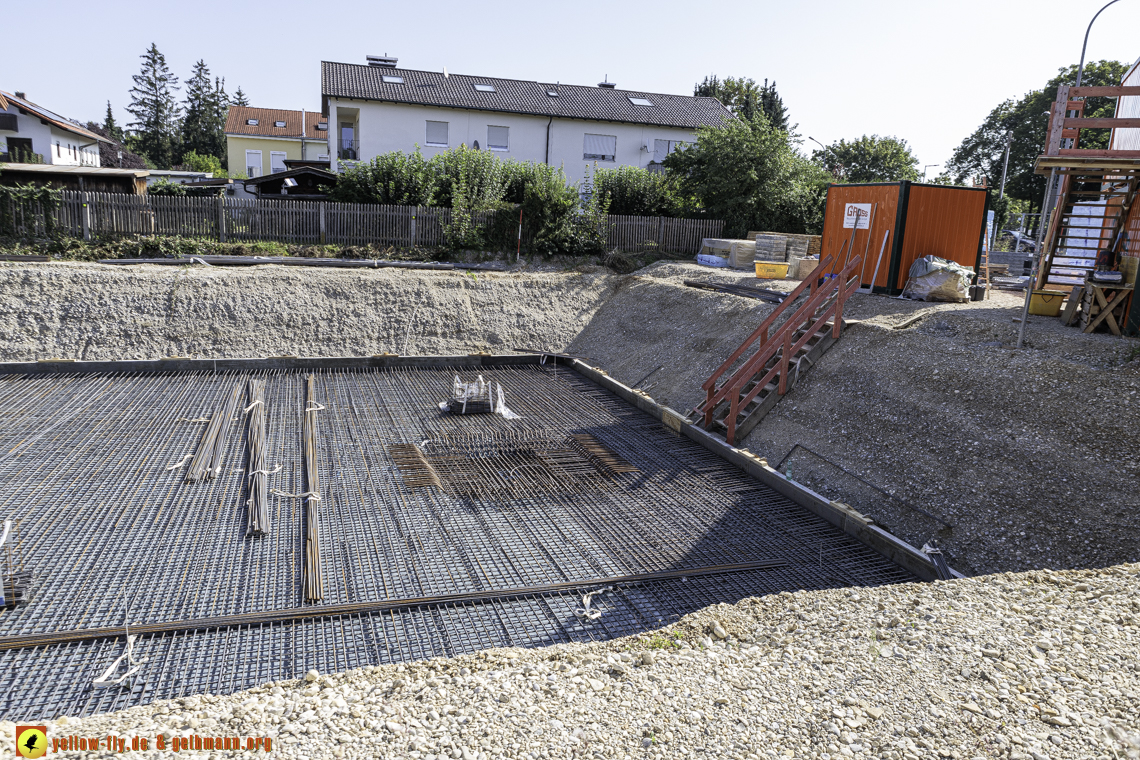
top-left (0, 355), bottom-right (925, 720)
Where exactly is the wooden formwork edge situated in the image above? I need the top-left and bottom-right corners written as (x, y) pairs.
top-left (567, 358), bottom-right (958, 583)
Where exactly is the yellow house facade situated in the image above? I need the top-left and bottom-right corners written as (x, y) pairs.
top-left (224, 106), bottom-right (329, 178)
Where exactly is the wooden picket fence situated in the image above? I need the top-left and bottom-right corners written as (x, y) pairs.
top-left (6, 191), bottom-right (723, 254)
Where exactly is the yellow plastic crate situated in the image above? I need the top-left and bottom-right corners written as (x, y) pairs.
top-left (1028, 290), bottom-right (1066, 317)
top-left (754, 261), bottom-right (789, 279)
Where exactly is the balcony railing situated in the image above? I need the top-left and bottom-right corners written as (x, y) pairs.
top-left (338, 139), bottom-right (357, 160)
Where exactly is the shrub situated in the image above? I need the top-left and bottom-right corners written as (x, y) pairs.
top-left (328, 149), bottom-right (437, 205)
top-left (592, 165), bottom-right (687, 217)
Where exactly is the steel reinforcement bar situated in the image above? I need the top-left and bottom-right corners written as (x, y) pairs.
top-left (0, 560), bottom-right (786, 653)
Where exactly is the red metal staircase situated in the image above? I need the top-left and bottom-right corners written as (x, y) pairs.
top-left (694, 255), bottom-right (862, 445)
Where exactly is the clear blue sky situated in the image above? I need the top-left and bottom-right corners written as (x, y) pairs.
top-left (4, 0), bottom-right (1139, 173)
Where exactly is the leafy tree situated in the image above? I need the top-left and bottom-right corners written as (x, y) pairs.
top-left (945, 60), bottom-right (1128, 208)
top-left (664, 113), bottom-right (830, 236)
top-left (231, 87), bottom-right (250, 107)
top-left (694, 75), bottom-right (789, 130)
top-left (127, 43), bottom-right (181, 169)
top-left (811, 135), bottom-right (920, 183)
top-left (180, 60), bottom-right (227, 164)
top-left (102, 101), bottom-right (123, 143)
top-left (179, 150), bottom-right (225, 177)
top-left (759, 80), bottom-right (789, 132)
top-left (84, 122), bottom-right (147, 169)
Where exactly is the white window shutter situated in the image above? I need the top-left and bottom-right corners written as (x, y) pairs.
top-left (426, 121), bottom-right (448, 146)
top-left (653, 139), bottom-right (671, 163)
top-left (488, 126), bottom-right (509, 150)
top-left (583, 134), bottom-right (616, 160)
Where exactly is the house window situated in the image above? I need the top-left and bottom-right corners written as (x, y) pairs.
top-left (274, 120), bottom-right (286, 128)
top-left (270, 151), bottom-right (287, 173)
top-left (546, 89), bottom-right (559, 97)
top-left (473, 83), bottom-right (496, 93)
top-left (583, 134), bottom-right (616, 162)
top-left (426, 121), bottom-right (448, 147)
top-left (653, 139), bottom-right (685, 163)
top-left (382, 75), bottom-right (404, 84)
top-left (339, 122), bottom-right (356, 160)
top-left (318, 154), bottom-right (329, 161)
top-left (246, 119), bottom-right (259, 126)
top-left (487, 126), bottom-right (509, 151)
top-left (628, 97), bottom-right (655, 106)
top-left (56, 141), bottom-right (61, 156)
top-left (245, 149), bottom-right (262, 177)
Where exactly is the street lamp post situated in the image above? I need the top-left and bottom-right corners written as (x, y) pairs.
top-left (1076, 0), bottom-right (1123, 87)
top-left (1016, 0), bottom-right (1124, 349)
top-left (922, 164), bottom-right (939, 182)
top-left (998, 131), bottom-right (1013, 200)
top-left (808, 136), bottom-right (842, 181)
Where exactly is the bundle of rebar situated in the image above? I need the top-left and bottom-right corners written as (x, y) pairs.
top-left (186, 382), bottom-right (243, 483)
top-left (302, 375), bottom-right (323, 602)
top-left (388, 443), bottom-right (442, 489)
top-left (567, 433), bottom-right (640, 475)
top-left (244, 379), bottom-right (270, 536)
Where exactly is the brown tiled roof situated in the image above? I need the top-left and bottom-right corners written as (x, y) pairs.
top-left (224, 106), bottom-right (328, 140)
top-left (321, 62), bottom-right (734, 130)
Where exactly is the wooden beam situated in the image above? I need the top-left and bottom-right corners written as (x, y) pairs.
top-left (1064, 117), bottom-right (1140, 129)
top-left (1057, 149), bottom-right (1140, 157)
top-left (1069, 85), bottom-right (1140, 98)
top-left (1046, 86), bottom-right (1069, 156)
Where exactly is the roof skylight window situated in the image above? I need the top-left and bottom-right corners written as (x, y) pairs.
top-left (382, 75), bottom-right (404, 84)
top-left (547, 89), bottom-right (559, 97)
top-left (246, 119), bottom-right (259, 125)
top-left (628, 97), bottom-right (654, 106)
top-left (274, 120), bottom-right (286, 127)
top-left (316, 122), bottom-right (327, 130)
top-left (473, 83), bottom-right (496, 93)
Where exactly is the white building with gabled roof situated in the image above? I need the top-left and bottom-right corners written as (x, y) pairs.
top-left (320, 58), bottom-right (733, 178)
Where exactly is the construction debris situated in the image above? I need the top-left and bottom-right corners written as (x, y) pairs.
top-left (683, 279), bottom-right (787, 304)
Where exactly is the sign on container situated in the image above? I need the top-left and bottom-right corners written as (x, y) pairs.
top-left (843, 204), bottom-right (872, 229)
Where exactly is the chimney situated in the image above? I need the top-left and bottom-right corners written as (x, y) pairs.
top-left (366, 55), bottom-right (398, 68)
top-left (597, 77), bottom-right (616, 89)
top-left (14, 91), bottom-right (26, 100)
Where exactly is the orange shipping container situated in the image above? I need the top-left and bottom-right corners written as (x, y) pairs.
top-left (819, 182), bottom-right (988, 295)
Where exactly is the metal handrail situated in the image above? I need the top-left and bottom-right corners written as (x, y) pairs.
top-left (700, 254), bottom-right (834, 400)
top-left (706, 256), bottom-right (860, 443)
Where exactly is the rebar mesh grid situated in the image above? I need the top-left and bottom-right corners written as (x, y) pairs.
top-left (0, 364), bottom-right (915, 719)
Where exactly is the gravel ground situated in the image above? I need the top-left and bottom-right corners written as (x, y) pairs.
top-left (3, 563), bottom-right (1136, 760)
top-left (0, 260), bottom-right (615, 360)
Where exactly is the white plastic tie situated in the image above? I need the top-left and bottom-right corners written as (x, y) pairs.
top-left (177, 417), bottom-right (210, 423)
top-left (242, 400), bottom-right (264, 414)
top-left (305, 402), bottom-right (326, 412)
top-left (92, 634), bottom-right (149, 688)
top-left (164, 453), bottom-right (193, 471)
top-left (574, 586), bottom-right (613, 621)
top-left (248, 465), bottom-right (282, 479)
top-left (270, 488), bottom-right (321, 501)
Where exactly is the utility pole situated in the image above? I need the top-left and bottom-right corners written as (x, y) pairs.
top-left (998, 132), bottom-right (1013, 200)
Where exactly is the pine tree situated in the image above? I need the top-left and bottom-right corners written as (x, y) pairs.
top-left (127, 43), bottom-right (181, 168)
top-left (759, 79), bottom-right (789, 132)
top-left (180, 59), bottom-right (227, 164)
top-left (231, 87), bottom-right (250, 107)
top-left (103, 101), bottom-right (124, 143)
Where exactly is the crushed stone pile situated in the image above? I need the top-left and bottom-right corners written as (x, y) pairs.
top-left (3, 563), bottom-right (1137, 760)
